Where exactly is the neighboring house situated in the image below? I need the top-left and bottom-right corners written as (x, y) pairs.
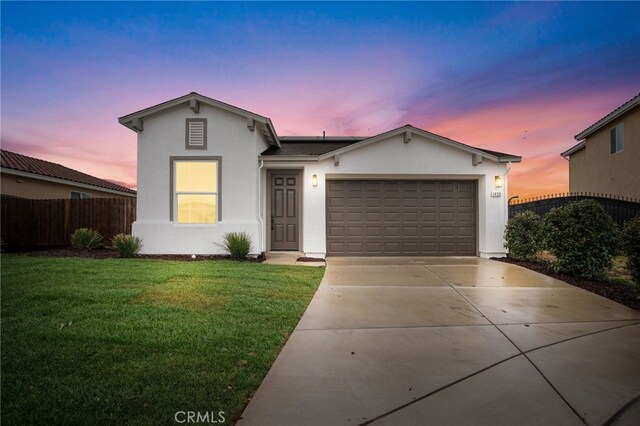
top-left (561, 93), bottom-right (640, 199)
top-left (1, 150), bottom-right (136, 199)
top-left (119, 92), bottom-right (521, 257)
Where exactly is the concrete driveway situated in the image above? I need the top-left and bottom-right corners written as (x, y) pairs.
top-left (238, 257), bottom-right (640, 426)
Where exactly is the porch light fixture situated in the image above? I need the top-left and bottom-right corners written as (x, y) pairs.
top-left (312, 174), bottom-right (318, 187)
top-left (494, 176), bottom-right (503, 188)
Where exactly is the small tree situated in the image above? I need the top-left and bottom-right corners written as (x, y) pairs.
top-left (623, 215), bottom-right (640, 284)
top-left (542, 199), bottom-right (621, 280)
top-left (504, 211), bottom-right (543, 261)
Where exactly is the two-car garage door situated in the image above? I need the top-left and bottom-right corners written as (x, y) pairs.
top-left (326, 180), bottom-right (477, 256)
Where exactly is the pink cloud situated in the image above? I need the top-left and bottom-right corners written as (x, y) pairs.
top-left (411, 87), bottom-right (634, 198)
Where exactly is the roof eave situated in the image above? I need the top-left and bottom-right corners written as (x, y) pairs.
top-left (118, 92), bottom-right (280, 146)
top-left (259, 155), bottom-right (319, 162)
top-left (317, 125), bottom-right (509, 163)
top-left (497, 155), bottom-right (522, 163)
top-left (574, 95), bottom-right (640, 141)
top-left (561, 140), bottom-right (586, 158)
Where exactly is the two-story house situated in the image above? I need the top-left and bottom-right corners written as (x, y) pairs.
top-left (561, 93), bottom-right (639, 199)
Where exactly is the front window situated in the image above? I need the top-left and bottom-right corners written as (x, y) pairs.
top-left (174, 160), bottom-right (218, 224)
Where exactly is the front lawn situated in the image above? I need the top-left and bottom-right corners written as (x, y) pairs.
top-left (1, 255), bottom-right (324, 425)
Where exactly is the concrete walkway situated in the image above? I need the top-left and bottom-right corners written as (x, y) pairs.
top-left (238, 257), bottom-right (640, 426)
top-left (263, 251), bottom-right (326, 267)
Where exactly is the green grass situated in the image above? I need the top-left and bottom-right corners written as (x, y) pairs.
top-left (1, 255), bottom-right (324, 425)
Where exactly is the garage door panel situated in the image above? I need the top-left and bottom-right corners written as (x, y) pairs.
top-left (422, 226), bottom-right (437, 236)
top-left (347, 197), bottom-right (363, 207)
top-left (403, 226), bottom-right (419, 236)
top-left (365, 197), bottom-right (382, 207)
top-left (328, 226), bottom-right (344, 237)
top-left (328, 182), bottom-right (343, 191)
top-left (422, 212), bottom-right (437, 222)
top-left (403, 212), bottom-right (419, 222)
top-left (440, 197), bottom-right (455, 207)
top-left (439, 212), bottom-right (455, 222)
top-left (347, 242), bottom-right (364, 252)
top-left (457, 182), bottom-right (474, 192)
top-left (420, 182), bottom-right (437, 191)
top-left (329, 212), bottom-right (345, 221)
top-left (458, 198), bottom-right (473, 208)
top-left (326, 180), bottom-right (477, 256)
top-left (458, 226), bottom-right (474, 237)
top-left (365, 226), bottom-right (382, 236)
top-left (384, 212), bottom-right (401, 221)
top-left (328, 197), bottom-right (344, 207)
top-left (384, 182), bottom-right (400, 191)
top-left (421, 199), bottom-right (437, 208)
top-left (385, 197), bottom-right (401, 207)
top-left (347, 226), bottom-right (363, 236)
top-left (458, 212), bottom-right (474, 222)
top-left (440, 227), bottom-right (455, 237)
top-left (440, 182), bottom-right (455, 192)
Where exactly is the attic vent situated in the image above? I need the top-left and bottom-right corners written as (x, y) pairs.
top-left (186, 118), bottom-right (207, 150)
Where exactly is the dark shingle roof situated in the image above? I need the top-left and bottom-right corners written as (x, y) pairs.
top-left (261, 137), bottom-right (367, 156)
top-left (1, 150), bottom-right (136, 195)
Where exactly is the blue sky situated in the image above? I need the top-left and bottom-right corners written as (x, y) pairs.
top-left (2, 1), bottom-right (639, 196)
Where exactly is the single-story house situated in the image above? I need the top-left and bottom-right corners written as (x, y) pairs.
top-left (119, 93), bottom-right (520, 257)
top-left (1, 149), bottom-right (136, 199)
top-left (561, 92), bottom-right (639, 200)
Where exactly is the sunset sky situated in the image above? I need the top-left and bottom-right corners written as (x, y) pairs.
top-left (2, 1), bottom-right (639, 199)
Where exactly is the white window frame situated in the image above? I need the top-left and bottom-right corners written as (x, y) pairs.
top-left (169, 156), bottom-right (222, 224)
top-left (610, 123), bottom-right (624, 155)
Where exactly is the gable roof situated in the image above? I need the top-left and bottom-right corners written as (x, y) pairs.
top-left (562, 91), bottom-right (640, 158)
top-left (261, 125), bottom-right (521, 163)
top-left (1, 150), bottom-right (136, 196)
top-left (574, 92), bottom-right (640, 141)
top-left (118, 92), bottom-right (280, 146)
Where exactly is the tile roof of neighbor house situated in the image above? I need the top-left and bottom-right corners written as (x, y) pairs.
top-left (262, 130), bottom-right (521, 162)
top-left (0, 150), bottom-right (136, 195)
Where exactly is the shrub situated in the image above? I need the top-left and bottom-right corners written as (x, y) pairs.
top-left (218, 232), bottom-right (252, 259)
top-left (504, 211), bottom-right (543, 261)
top-left (623, 215), bottom-right (640, 284)
top-left (542, 199), bottom-right (621, 280)
top-left (112, 234), bottom-right (142, 258)
top-left (71, 228), bottom-right (104, 250)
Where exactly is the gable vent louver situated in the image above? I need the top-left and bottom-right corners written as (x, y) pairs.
top-left (186, 118), bottom-right (207, 149)
top-left (189, 121), bottom-right (204, 145)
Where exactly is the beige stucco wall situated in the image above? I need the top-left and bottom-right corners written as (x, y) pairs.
top-left (0, 172), bottom-right (134, 199)
top-left (569, 107), bottom-right (640, 199)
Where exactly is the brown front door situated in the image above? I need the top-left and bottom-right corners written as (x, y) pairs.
top-left (270, 172), bottom-right (299, 250)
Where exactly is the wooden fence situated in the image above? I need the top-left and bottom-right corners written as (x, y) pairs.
top-left (508, 193), bottom-right (640, 227)
top-left (1, 196), bottom-right (136, 248)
